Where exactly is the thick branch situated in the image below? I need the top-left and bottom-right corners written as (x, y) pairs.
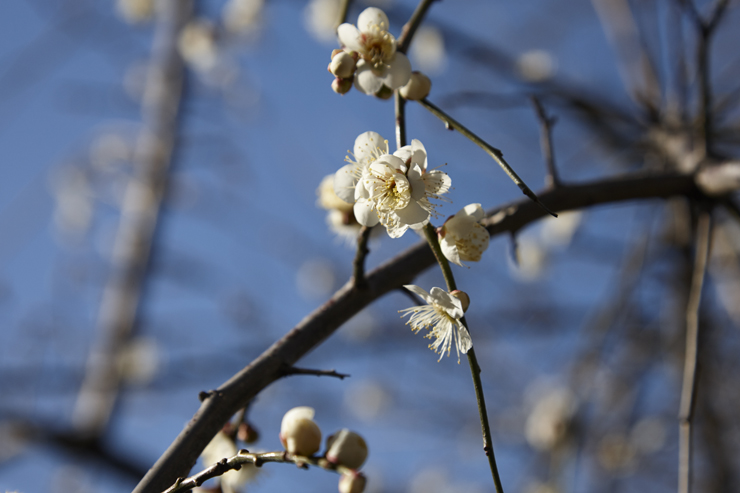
top-left (134, 171), bottom-right (702, 493)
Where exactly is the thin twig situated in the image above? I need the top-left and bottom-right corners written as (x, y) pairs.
top-left (397, 0), bottom-right (437, 53)
top-left (678, 209), bottom-right (712, 493)
top-left (335, 0), bottom-right (351, 31)
top-left (395, 92), bottom-right (407, 149)
top-left (530, 96), bottom-right (562, 188)
top-left (418, 98), bottom-right (557, 217)
top-left (163, 450), bottom-right (359, 493)
top-left (352, 226), bottom-right (373, 289)
top-left (282, 366), bottom-right (350, 379)
top-left (419, 222), bottom-right (504, 491)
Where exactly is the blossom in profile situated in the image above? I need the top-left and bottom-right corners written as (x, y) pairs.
top-left (280, 406), bottom-right (322, 456)
top-left (201, 432), bottom-right (260, 491)
top-left (399, 285), bottom-right (473, 362)
top-left (335, 132), bottom-right (450, 238)
top-left (439, 203), bottom-right (490, 267)
top-left (336, 7), bottom-right (411, 95)
top-left (326, 429), bottom-right (368, 469)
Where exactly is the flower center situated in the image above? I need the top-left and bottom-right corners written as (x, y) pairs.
top-left (371, 170), bottom-right (410, 212)
top-left (362, 31), bottom-right (394, 70)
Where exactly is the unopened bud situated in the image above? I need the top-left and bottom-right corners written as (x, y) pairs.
top-left (338, 472), bottom-right (367, 493)
top-left (399, 71), bottom-right (431, 100)
top-left (326, 429), bottom-right (368, 469)
top-left (279, 407), bottom-right (322, 456)
top-left (332, 78), bottom-right (353, 95)
top-left (329, 51), bottom-right (357, 79)
top-left (450, 290), bottom-right (470, 313)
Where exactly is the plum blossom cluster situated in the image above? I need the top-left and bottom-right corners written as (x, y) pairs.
top-left (333, 131), bottom-right (450, 238)
top-left (400, 285), bottom-right (473, 363)
top-left (328, 7), bottom-right (430, 99)
top-left (280, 407), bottom-right (369, 493)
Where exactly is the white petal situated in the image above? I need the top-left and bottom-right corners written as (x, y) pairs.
top-left (407, 164), bottom-right (426, 200)
top-left (393, 145), bottom-right (413, 164)
top-left (354, 199), bottom-right (378, 226)
top-left (374, 154), bottom-right (405, 172)
top-left (337, 23), bottom-right (364, 53)
top-left (409, 139), bottom-right (428, 169)
top-left (334, 164), bottom-right (358, 204)
top-left (354, 131), bottom-right (386, 163)
top-left (357, 7), bottom-right (389, 33)
top-left (457, 324), bottom-right (473, 354)
top-left (385, 218), bottom-right (409, 238)
top-left (440, 235), bottom-right (464, 267)
top-left (423, 169), bottom-right (451, 195)
top-left (403, 284), bottom-right (432, 303)
top-left (355, 178), bottom-right (369, 200)
top-left (462, 203), bottom-right (485, 221)
top-left (458, 223), bottom-right (490, 262)
top-left (381, 52), bottom-right (412, 89)
top-left (354, 61), bottom-right (384, 95)
top-left (429, 287), bottom-right (463, 318)
top-left (396, 199), bottom-right (428, 225)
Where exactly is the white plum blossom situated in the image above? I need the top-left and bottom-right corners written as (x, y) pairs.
top-left (326, 429), bottom-right (368, 469)
top-left (337, 7), bottom-right (412, 95)
top-left (334, 132), bottom-right (450, 238)
top-left (439, 203), bottom-right (490, 267)
top-left (399, 285), bottom-right (473, 363)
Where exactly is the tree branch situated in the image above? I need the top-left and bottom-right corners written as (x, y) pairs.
top-left (133, 171), bottom-right (703, 493)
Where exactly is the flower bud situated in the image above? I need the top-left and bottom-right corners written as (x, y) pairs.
top-left (339, 472), bottom-right (367, 493)
top-left (328, 51), bottom-right (357, 79)
top-left (450, 290), bottom-right (470, 313)
top-left (280, 406), bottom-right (322, 456)
top-left (373, 84), bottom-right (393, 100)
top-left (332, 78), bottom-right (353, 95)
top-left (399, 71), bottom-right (431, 100)
top-left (326, 429), bottom-right (368, 469)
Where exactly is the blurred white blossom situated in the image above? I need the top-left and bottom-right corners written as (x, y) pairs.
top-left (304, 0), bottom-right (341, 43)
top-left (116, 0), bottom-right (153, 24)
top-left (178, 20), bottom-right (219, 72)
top-left (525, 385), bottom-right (577, 451)
top-left (223, 0), bottom-right (264, 37)
top-left (409, 26), bottom-right (446, 75)
top-left (517, 50), bottom-right (556, 82)
top-left (117, 336), bottom-right (159, 385)
top-left (540, 210), bottom-right (582, 248)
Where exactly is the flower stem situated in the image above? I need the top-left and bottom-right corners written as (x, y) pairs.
top-left (398, 0), bottom-right (437, 53)
top-left (421, 224), bottom-right (505, 493)
top-left (417, 98), bottom-right (556, 218)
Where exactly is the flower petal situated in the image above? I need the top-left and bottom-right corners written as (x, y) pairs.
top-left (354, 199), bottom-right (379, 226)
top-left (354, 131), bottom-right (386, 163)
top-left (395, 198), bottom-right (429, 225)
top-left (337, 23), bottom-right (364, 53)
top-left (334, 164), bottom-right (359, 204)
top-left (409, 139), bottom-right (428, 169)
top-left (462, 203), bottom-right (485, 221)
top-left (403, 284), bottom-right (432, 303)
top-left (429, 287), bottom-right (463, 318)
top-left (457, 324), bottom-right (473, 354)
top-left (423, 169), bottom-right (451, 195)
top-left (354, 60), bottom-right (384, 95)
top-left (381, 52), bottom-right (412, 89)
top-left (407, 164), bottom-right (426, 200)
top-left (357, 7), bottom-right (389, 33)
top-left (440, 235), bottom-right (464, 267)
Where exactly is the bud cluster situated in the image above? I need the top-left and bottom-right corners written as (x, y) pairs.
top-left (280, 407), bottom-right (369, 493)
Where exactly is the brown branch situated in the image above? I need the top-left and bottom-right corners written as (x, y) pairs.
top-left (133, 171), bottom-right (703, 493)
top-left (397, 0), bottom-right (437, 54)
top-left (678, 209), bottom-right (712, 493)
top-left (72, 0), bottom-right (191, 437)
top-left (163, 450), bottom-right (360, 493)
top-left (281, 366), bottom-right (350, 380)
top-left (352, 226), bottom-right (373, 289)
top-left (530, 96), bottom-right (561, 188)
